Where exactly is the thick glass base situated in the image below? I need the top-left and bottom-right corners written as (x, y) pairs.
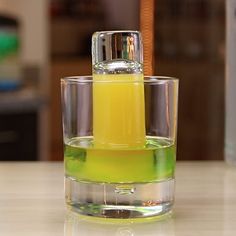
top-left (65, 176), bottom-right (175, 220)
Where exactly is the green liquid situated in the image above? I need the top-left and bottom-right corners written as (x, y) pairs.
top-left (64, 137), bottom-right (176, 183)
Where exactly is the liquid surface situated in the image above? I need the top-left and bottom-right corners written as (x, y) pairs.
top-left (93, 73), bottom-right (146, 148)
top-left (64, 136), bottom-right (176, 183)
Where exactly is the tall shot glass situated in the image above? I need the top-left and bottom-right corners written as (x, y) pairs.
top-left (61, 76), bottom-right (178, 220)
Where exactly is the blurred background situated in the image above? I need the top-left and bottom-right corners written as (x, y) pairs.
top-left (0, 0), bottom-right (225, 161)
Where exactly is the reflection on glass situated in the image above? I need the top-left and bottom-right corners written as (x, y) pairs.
top-left (64, 210), bottom-right (175, 236)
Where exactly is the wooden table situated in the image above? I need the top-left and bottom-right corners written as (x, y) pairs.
top-left (0, 162), bottom-right (235, 236)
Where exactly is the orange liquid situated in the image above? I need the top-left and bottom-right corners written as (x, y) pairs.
top-left (93, 73), bottom-right (146, 148)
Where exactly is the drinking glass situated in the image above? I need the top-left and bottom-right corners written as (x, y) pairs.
top-left (61, 75), bottom-right (178, 220)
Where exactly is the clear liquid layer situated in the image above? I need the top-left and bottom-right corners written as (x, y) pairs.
top-left (64, 136), bottom-right (176, 183)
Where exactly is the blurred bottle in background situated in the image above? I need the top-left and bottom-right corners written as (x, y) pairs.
top-left (225, 0), bottom-right (236, 165)
top-left (0, 14), bottom-right (21, 91)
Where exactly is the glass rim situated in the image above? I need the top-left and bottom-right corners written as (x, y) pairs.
top-left (61, 75), bottom-right (179, 84)
top-left (93, 30), bottom-right (140, 35)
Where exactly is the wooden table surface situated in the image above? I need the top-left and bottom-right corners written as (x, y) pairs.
top-left (0, 161), bottom-right (235, 236)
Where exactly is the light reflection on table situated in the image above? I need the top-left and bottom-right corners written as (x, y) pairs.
top-left (64, 211), bottom-right (175, 236)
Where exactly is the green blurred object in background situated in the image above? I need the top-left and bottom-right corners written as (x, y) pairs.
top-left (0, 32), bottom-right (19, 60)
top-left (0, 14), bottom-right (21, 91)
